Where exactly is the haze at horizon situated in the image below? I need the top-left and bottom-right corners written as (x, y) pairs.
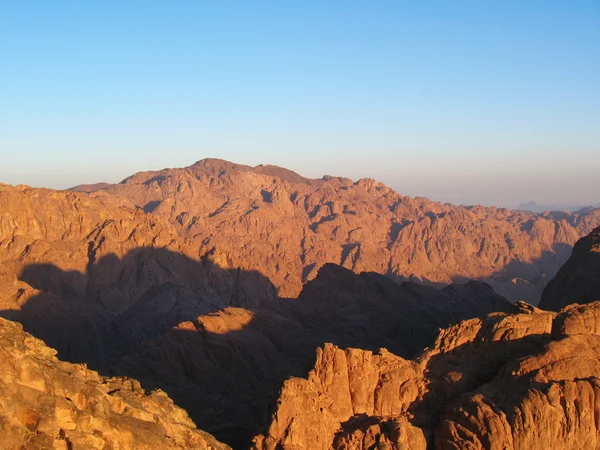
top-left (1, 1), bottom-right (598, 208)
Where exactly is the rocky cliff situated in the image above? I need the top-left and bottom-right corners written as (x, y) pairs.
top-left (0, 182), bottom-right (514, 447)
top-left (76, 158), bottom-right (600, 304)
top-left (255, 300), bottom-right (600, 450)
top-left (118, 264), bottom-right (513, 447)
top-left (0, 316), bottom-right (228, 450)
top-left (539, 226), bottom-right (600, 311)
top-left (2, 163), bottom-right (600, 448)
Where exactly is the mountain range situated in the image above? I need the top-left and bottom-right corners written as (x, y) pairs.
top-left (1, 158), bottom-right (600, 449)
top-left (68, 158), bottom-right (600, 305)
top-left (516, 200), bottom-right (600, 213)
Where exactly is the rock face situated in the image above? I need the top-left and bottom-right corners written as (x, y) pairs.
top-left (0, 316), bottom-right (229, 450)
top-left (2, 163), bottom-right (600, 448)
top-left (0, 183), bottom-right (274, 369)
top-left (539, 226), bottom-right (600, 311)
top-left (255, 301), bottom-right (600, 450)
top-left (79, 158), bottom-right (600, 304)
top-left (119, 264), bottom-right (513, 447)
top-left (0, 182), bottom-right (514, 447)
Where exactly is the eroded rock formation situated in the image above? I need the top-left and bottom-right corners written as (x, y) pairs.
top-left (2, 163), bottom-right (600, 448)
top-left (255, 301), bottom-right (600, 449)
top-left (118, 264), bottom-right (513, 447)
top-left (0, 182), bottom-right (514, 447)
top-left (0, 316), bottom-right (229, 450)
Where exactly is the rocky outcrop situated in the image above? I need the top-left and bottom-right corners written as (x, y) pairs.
top-left (0, 316), bottom-right (229, 450)
top-left (255, 301), bottom-right (600, 449)
top-left (539, 226), bottom-right (600, 311)
top-left (0, 183), bottom-right (516, 448)
top-left (118, 264), bottom-right (513, 447)
top-left (80, 158), bottom-right (600, 304)
top-left (3, 165), bottom-right (600, 448)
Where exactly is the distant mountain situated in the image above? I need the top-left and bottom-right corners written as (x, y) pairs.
top-left (68, 182), bottom-right (111, 193)
top-left (67, 157), bottom-right (600, 304)
top-left (517, 200), bottom-right (600, 213)
top-left (3, 159), bottom-right (600, 447)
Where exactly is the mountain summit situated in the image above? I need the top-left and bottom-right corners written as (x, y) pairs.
top-left (71, 158), bottom-right (600, 304)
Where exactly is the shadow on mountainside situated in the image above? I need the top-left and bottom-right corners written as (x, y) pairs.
top-left (383, 244), bottom-right (575, 306)
top-left (1, 247), bottom-right (277, 370)
top-left (539, 238), bottom-right (600, 311)
top-left (467, 243), bottom-right (574, 305)
top-left (2, 249), bottom-right (518, 448)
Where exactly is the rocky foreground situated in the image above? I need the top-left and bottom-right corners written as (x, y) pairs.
top-left (0, 317), bottom-right (229, 449)
top-left (255, 300), bottom-right (600, 450)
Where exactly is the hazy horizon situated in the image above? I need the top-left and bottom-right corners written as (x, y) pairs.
top-left (1, 1), bottom-right (599, 208)
top-left (3, 155), bottom-right (599, 210)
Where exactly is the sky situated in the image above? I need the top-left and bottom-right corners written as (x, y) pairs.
top-left (1, 1), bottom-right (598, 208)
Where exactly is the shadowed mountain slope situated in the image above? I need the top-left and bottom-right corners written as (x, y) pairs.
top-left (539, 226), bottom-right (600, 311)
top-left (0, 182), bottom-right (514, 447)
top-left (117, 264), bottom-right (513, 447)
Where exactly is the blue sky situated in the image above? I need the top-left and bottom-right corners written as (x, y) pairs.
top-left (1, 1), bottom-right (598, 207)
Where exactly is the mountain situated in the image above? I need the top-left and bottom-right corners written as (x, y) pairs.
top-left (69, 158), bottom-right (600, 304)
top-left (0, 316), bottom-right (229, 449)
top-left (118, 264), bottom-right (513, 446)
top-left (539, 226), bottom-right (600, 311)
top-left (255, 300), bottom-right (600, 449)
top-left (68, 182), bottom-right (112, 193)
top-left (2, 161), bottom-right (600, 448)
top-left (0, 181), bottom-right (516, 447)
top-left (517, 200), bottom-right (600, 213)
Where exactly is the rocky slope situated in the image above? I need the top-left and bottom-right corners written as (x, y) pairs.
top-left (2, 165), bottom-right (600, 448)
top-left (76, 158), bottom-right (600, 304)
top-left (255, 300), bottom-right (600, 450)
top-left (539, 226), bottom-right (600, 311)
top-left (118, 264), bottom-right (513, 447)
top-left (0, 183), bottom-right (274, 369)
top-left (0, 316), bottom-right (229, 450)
top-left (0, 182), bottom-right (514, 447)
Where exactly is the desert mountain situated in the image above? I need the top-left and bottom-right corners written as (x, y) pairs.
top-left (539, 226), bottom-right (600, 311)
top-left (255, 300), bottom-right (600, 449)
top-left (118, 264), bottom-right (512, 446)
top-left (68, 182), bottom-right (112, 193)
top-left (0, 183), bottom-right (274, 368)
top-left (0, 182), bottom-right (512, 447)
top-left (2, 164), bottom-right (600, 448)
top-left (74, 158), bottom-right (600, 304)
top-left (517, 200), bottom-right (600, 213)
top-left (0, 316), bottom-right (229, 449)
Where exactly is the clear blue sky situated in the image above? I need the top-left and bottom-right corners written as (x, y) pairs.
top-left (1, 1), bottom-right (598, 207)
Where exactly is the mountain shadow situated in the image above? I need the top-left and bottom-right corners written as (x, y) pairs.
top-left (3, 247), bottom-right (277, 371)
top-left (469, 242), bottom-right (575, 305)
top-left (539, 227), bottom-right (600, 310)
top-left (3, 250), bottom-right (516, 448)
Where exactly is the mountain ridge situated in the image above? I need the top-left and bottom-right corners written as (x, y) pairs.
top-left (2, 165), bottom-right (600, 448)
top-left (66, 158), bottom-right (600, 304)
